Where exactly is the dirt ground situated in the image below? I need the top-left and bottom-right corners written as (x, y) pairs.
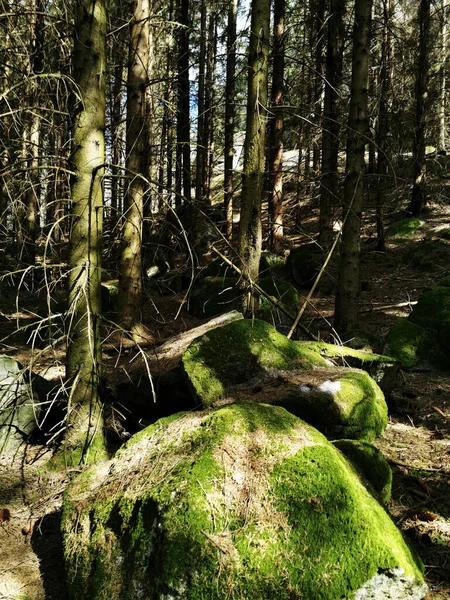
top-left (1, 177), bottom-right (450, 598)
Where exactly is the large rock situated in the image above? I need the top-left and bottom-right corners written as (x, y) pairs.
top-left (183, 319), bottom-right (388, 440)
top-left (62, 403), bottom-right (425, 600)
top-left (0, 355), bottom-right (40, 454)
top-left (384, 282), bottom-right (450, 370)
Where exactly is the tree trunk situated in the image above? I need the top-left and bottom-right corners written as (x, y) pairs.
top-left (176, 0), bottom-right (191, 205)
top-left (195, 0), bottom-right (207, 202)
top-left (65, 0), bottom-right (109, 464)
top-left (238, 0), bottom-right (270, 289)
top-left (205, 14), bottom-right (218, 204)
top-left (268, 0), bottom-right (285, 253)
top-left (438, 0), bottom-right (448, 153)
top-left (224, 0), bottom-right (238, 239)
top-left (319, 0), bottom-right (345, 251)
top-left (334, 0), bottom-right (372, 337)
top-left (408, 0), bottom-right (431, 216)
top-left (118, 0), bottom-right (150, 339)
top-left (375, 0), bottom-right (393, 252)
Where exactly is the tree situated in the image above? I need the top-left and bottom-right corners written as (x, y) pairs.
top-left (175, 0), bottom-right (192, 205)
top-left (64, 0), bottom-right (109, 464)
top-left (238, 0), bottom-right (271, 287)
top-left (268, 0), bottom-right (285, 253)
top-left (224, 0), bottom-right (238, 239)
top-left (334, 0), bottom-right (372, 337)
top-left (408, 0), bottom-right (431, 217)
top-left (319, 0), bottom-right (345, 251)
top-left (118, 0), bottom-right (151, 341)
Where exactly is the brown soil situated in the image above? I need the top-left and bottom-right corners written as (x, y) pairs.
top-left (1, 183), bottom-right (450, 598)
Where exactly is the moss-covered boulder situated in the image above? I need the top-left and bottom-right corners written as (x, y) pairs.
top-left (183, 319), bottom-right (330, 406)
top-left (286, 242), bottom-right (322, 286)
top-left (386, 218), bottom-right (424, 239)
top-left (62, 403), bottom-right (425, 600)
top-left (384, 284), bottom-right (450, 370)
top-left (0, 355), bottom-right (41, 454)
top-left (183, 320), bottom-right (388, 440)
top-left (259, 251), bottom-right (287, 279)
top-left (298, 341), bottom-right (399, 394)
top-left (333, 439), bottom-right (392, 504)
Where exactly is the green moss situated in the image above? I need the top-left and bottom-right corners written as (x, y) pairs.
top-left (335, 371), bottom-right (388, 440)
top-left (46, 432), bottom-right (108, 471)
top-left (409, 285), bottom-right (450, 351)
top-left (183, 319), bottom-right (329, 406)
top-left (271, 445), bottom-right (423, 599)
top-left (404, 240), bottom-right (450, 272)
top-left (333, 439), bottom-right (392, 504)
top-left (384, 317), bottom-right (450, 370)
top-left (299, 341), bottom-right (395, 364)
top-left (63, 404), bottom-right (424, 600)
top-left (259, 252), bottom-right (287, 279)
top-left (386, 218), bottom-right (424, 238)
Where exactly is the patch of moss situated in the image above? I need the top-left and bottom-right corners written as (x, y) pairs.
top-left (63, 403), bottom-right (424, 600)
top-left (385, 317), bottom-right (450, 370)
top-left (271, 445), bottom-right (423, 599)
top-left (333, 439), bottom-right (392, 504)
top-left (299, 341), bottom-right (394, 365)
top-left (386, 218), bottom-right (424, 238)
top-left (182, 319), bottom-right (329, 406)
top-left (259, 252), bottom-right (287, 279)
top-left (188, 276), bottom-right (242, 318)
top-left (335, 371), bottom-right (388, 440)
top-left (409, 285), bottom-right (450, 351)
top-left (404, 240), bottom-right (450, 272)
top-left (47, 431), bottom-right (108, 471)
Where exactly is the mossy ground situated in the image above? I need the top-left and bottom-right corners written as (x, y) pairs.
top-left (387, 218), bottom-right (424, 238)
top-left (62, 403), bottom-right (424, 600)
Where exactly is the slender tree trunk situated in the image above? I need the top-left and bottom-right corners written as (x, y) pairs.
top-left (438, 0), bottom-right (448, 153)
top-left (312, 0), bottom-right (325, 174)
top-left (408, 0), bottom-right (431, 216)
top-left (195, 0), bottom-right (207, 202)
top-left (176, 0), bottom-right (191, 205)
top-left (205, 14), bottom-right (218, 203)
top-left (268, 0), bottom-right (285, 252)
top-left (65, 0), bottom-right (109, 464)
top-left (238, 0), bottom-right (270, 287)
top-left (319, 0), bottom-right (345, 250)
top-left (118, 0), bottom-right (150, 339)
top-left (375, 0), bottom-right (393, 251)
top-left (110, 58), bottom-right (124, 227)
top-left (334, 0), bottom-right (372, 337)
top-left (224, 0), bottom-right (237, 239)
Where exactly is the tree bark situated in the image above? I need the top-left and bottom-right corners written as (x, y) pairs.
top-left (176, 0), bottom-right (192, 205)
top-left (268, 0), bottom-right (285, 253)
top-left (319, 0), bottom-right (345, 251)
top-left (65, 0), bottom-right (109, 464)
top-left (224, 0), bottom-right (238, 239)
top-left (238, 0), bottom-right (270, 287)
top-left (334, 0), bottom-right (372, 337)
top-left (119, 0), bottom-right (150, 339)
top-left (195, 0), bottom-right (207, 202)
top-left (375, 0), bottom-right (393, 252)
top-left (408, 0), bottom-right (431, 216)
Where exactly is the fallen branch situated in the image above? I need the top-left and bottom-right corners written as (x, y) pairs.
top-left (108, 310), bottom-right (244, 386)
top-left (211, 247), bottom-right (318, 341)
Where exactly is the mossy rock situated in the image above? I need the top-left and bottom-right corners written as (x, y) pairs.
top-left (183, 319), bottom-right (330, 406)
top-left (188, 276), bottom-right (298, 330)
top-left (384, 317), bottom-right (450, 370)
top-left (298, 341), bottom-right (399, 394)
top-left (62, 403), bottom-right (425, 600)
top-left (255, 368), bottom-right (388, 441)
top-left (286, 242), bottom-right (322, 286)
top-left (386, 218), bottom-right (424, 239)
top-left (333, 439), bottom-right (392, 504)
top-left (408, 285), bottom-right (450, 351)
top-left (404, 240), bottom-right (450, 272)
top-left (198, 258), bottom-right (236, 280)
top-left (259, 251), bottom-right (287, 279)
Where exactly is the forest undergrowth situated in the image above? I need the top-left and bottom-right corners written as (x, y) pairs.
top-left (1, 176), bottom-right (450, 599)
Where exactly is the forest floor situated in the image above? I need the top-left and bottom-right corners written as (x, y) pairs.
top-left (1, 170), bottom-right (450, 599)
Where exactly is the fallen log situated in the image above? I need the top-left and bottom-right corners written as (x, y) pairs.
top-left (107, 310), bottom-right (244, 387)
